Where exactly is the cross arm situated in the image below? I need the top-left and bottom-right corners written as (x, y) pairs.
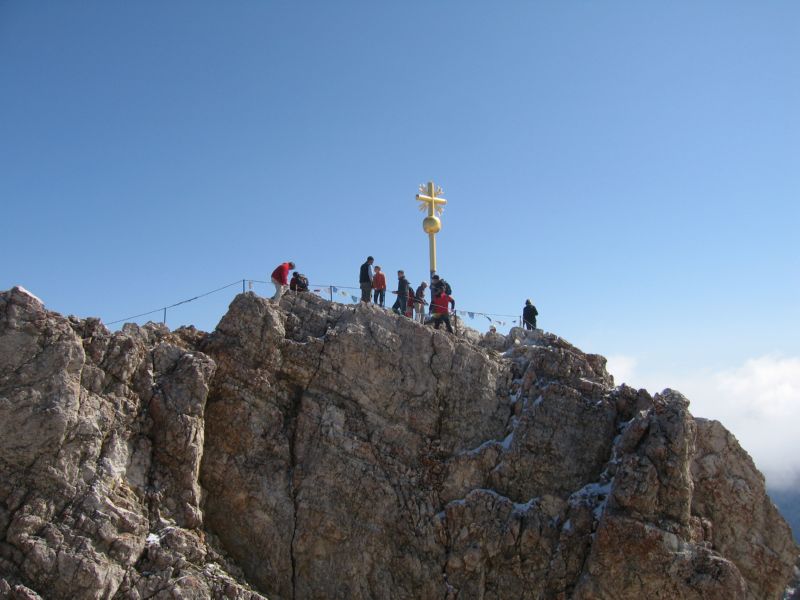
top-left (415, 194), bottom-right (448, 205)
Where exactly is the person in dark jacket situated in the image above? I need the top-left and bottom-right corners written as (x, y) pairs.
top-left (431, 275), bottom-right (443, 296)
top-left (523, 299), bottom-right (538, 330)
top-left (391, 270), bottom-right (410, 316)
top-left (290, 272), bottom-right (309, 292)
top-left (359, 256), bottom-right (374, 302)
top-left (431, 289), bottom-right (455, 333)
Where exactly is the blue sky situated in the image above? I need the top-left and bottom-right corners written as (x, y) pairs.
top-left (1, 2), bottom-right (798, 486)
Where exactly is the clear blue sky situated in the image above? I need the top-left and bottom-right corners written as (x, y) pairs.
top-left (2, 2), bottom-right (798, 485)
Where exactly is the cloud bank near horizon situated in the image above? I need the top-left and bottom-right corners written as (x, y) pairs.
top-left (606, 354), bottom-right (800, 490)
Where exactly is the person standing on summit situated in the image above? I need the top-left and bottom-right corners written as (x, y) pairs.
top-left (392, 270), bottom-right (410, 316)
top-left (270, 261), bottom-right (295, 301)
top-left (359, 256), bottom-right (374, 303)
top-left (372, 265), bottom-right (387, 306)
top-left (431, 287), bottom-right (455, 333)
top-left (523, 299), bottom-right (538, 330)
top-left (429, 275), bottom-right (451, 312)
top-left (414, 281), bottom-right (428, 322)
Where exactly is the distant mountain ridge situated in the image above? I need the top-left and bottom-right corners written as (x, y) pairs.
top-left (0, 286), bottom-right (797, 599)
top-left (770, 486), bottom-right (800, 544)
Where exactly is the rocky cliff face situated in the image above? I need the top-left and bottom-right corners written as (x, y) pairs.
top-left (0, 286), bottom-right (797, 599)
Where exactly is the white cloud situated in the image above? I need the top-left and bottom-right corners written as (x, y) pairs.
top-left (677, 355), bottom-right (800, 489)
top-left (606, 354), bottom-right (638, 387)
top-left (606, 354), bottom-right (800, 490)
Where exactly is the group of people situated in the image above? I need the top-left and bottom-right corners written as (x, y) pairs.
top-left (270, 261), bottom-right (310, 300)
top-left (359, 256), bottom-right (456, 332)
top-left (270, 259), bottom-right (538, 336)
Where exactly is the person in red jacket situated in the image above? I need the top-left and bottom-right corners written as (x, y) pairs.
top-left (270, 261), bottom-right (295, 301)
top-left (431, 289), bottom-right (455, 333)
top-left (372, 266), bottom-right (387, 306)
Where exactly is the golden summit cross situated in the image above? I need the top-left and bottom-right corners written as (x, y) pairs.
top-left (415, 181), bottom-right (448, 281)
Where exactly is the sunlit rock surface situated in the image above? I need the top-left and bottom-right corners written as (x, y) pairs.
top-left (0, 287), bottom-right (796, 599)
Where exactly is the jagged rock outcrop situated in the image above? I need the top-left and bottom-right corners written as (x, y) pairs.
top-left (0, 286), bottom-right (797, 599)
top-left (0, 288), bottom-right (263, 600)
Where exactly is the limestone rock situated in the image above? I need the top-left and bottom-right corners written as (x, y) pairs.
top-left (691, 418), bottom-right (797, 599)
top-left (0, 286), bottom-right (797, 599)
top-left (0, 287), bottom-right (263, 600)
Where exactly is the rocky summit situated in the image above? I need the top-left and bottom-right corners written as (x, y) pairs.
top-left (0, 286), bottom-right (797, 600)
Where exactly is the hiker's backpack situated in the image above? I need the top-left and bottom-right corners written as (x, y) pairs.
top-left (441, 280), bottom-right (452, 295)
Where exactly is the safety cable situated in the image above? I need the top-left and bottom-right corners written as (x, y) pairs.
top-left (106, 278), bottom-right (524, 327)
top-left (106, 280), bottom-right (244, 325)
